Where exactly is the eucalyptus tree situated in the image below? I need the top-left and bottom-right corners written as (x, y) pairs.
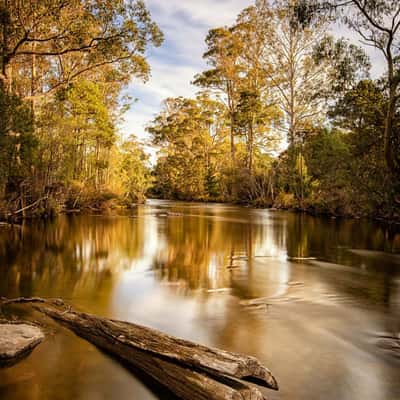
top-left (0, 87), bottom-right (35, 196)
top-left (37, 79), bottom-right (117, 189)
top-left (193, 27), bottom-right (243, 166)
top-left (148, 97), bottom-right (209, 199)
top-left (0, 0), bottom-right (163, 214)
top-left (253, 0), bottom-right (331, 145)
top-left (148, 94), bottom-right (229, 200)
top-left (232, 0), bottom-right (330, 207)
top-left (233, 4), bottom-right (282, 175)
top-left (295, 0), bottom-right (400, 176)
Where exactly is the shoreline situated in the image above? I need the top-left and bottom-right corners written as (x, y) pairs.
top-left (1, 196), bottom-right (400, 229)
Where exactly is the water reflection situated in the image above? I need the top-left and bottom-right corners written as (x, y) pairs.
top-left (0, 200), bottom-right (399, 400)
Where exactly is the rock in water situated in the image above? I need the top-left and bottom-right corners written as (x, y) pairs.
top-left (0, 323), bottom-right (44, 367)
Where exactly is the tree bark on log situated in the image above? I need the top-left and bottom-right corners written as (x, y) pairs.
top-left (2, 298), bottom-right (278, 399)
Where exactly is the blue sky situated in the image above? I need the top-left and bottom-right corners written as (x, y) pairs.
top-left (120, 0), bottom-right (385, 147)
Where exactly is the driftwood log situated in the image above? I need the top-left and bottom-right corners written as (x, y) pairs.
top-left (1, 298), bottom-right (278, 399)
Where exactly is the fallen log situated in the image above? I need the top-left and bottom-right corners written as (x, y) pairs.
top-left (56, 333), bottom-right (267, 400)
top-left (35, 302), bottom-right (277, 389)
top-left (2, 298), bottom-right (278, 399)
top-left (10, 196), bottom-right (48, 216)
top-left (0, 321), bottom-right (44, 367)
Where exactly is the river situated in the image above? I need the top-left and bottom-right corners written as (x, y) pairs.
top-left (0, 200), bottom-right (399, 400)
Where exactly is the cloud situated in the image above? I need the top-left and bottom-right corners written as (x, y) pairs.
top-left (122, 59), bottom-right (204, 140)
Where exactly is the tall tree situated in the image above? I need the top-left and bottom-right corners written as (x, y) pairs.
top-left (255, 0), bottom-right (330, 145)
top-left (233, 3), bottom-right (282, 174)
top-left (0, 86), bottom-right (35, 195)
top-left (0, 0), bottom-right (163, 216)
top-left (193, 27), bottom-right (243, 166)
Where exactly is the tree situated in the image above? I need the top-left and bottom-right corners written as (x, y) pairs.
top-left (193, 27), bottom-right (243, 166)
top-left (148, 94), bottom-right (229, 200)
top-left (234, 89), bottom-right (281, 174)
top-left (329, 79), bottom-right (399, 215)
top-left (37, 79), bottom-right (117, 189)
top-left (0, 0), bottom-right (163, 96)
top-left (255, 0), bottom-right (330, 145)
top-left (233, 3), bottom-right (282, 175)
top-left (118, 136), bottom-right (152, 204)
top-left (148, 97), bottom-right (207, 199)
top-left (303, 128), bottom-right (351, 214)
top-left (0, 85), bottom-right (35, 196)
top-left (0, 1), bottom-right (163, 217)
top-left (296, 0), bottom-right (400, 175)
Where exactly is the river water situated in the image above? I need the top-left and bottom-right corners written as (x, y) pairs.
top-left (0, 200), bottom-right (399, 400)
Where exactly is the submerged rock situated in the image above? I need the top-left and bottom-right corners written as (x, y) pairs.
top-left (0, 323), bottom-right (44, 367)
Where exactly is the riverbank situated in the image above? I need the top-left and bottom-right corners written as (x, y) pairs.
top-left (149, 194), bottom-right (400, 227)
top-left (1, 188), bottom-right (400, 228)
top-left (0, 188), bottom-right (145, 223)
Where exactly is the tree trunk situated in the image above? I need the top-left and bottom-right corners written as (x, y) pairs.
top-left (385, 85), bottom-right (399, 175)
top-left (227, 81), bottom-right (236, 167)
top-left (37, 303), bottom-right (276, 385)
top-left (248, 120), bottom-right (254, 175)
top-left (230, 113), bottom-right (236, 166)
top-left (384, 39), bottom-right (400, 176)
top-left (30, 44), bottom-right (37, 119)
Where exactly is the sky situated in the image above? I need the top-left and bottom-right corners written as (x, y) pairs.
top-left (120, 0), bottom-right (386, 147)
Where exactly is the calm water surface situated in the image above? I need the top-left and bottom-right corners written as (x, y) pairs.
top-left (0, 200), bottom-right (399, 400)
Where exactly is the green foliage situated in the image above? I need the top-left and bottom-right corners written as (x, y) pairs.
top-left (118, 137), bottom-right (152, 204)
top-left (205, 166), bottom-right (219, 198)
top-left (37, 80), bottom-right (117, 188)
top-left (1, 0), bottom-right (163, 94)
top-left (294, 0), bottom-right (400, 175)
top-left (0, 0), bottom-right (163, 217)
top-left (148, 94), bottom-right (229, 201)
top-left (273, 77), bottom-right (400, 218)
top-left (0, 86), bottom-right (36, 195)
top-left (313, 36), bottom-right (370, 96)
top-left (330, 80), bottom-right (400, 216)
top-left (303, 129), bottom-right (352, 214)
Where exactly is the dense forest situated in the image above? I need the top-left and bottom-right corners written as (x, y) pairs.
top-left (1, 0), bottom-right (400, 221)
top-left (0, 0), bottom-right (162, 217)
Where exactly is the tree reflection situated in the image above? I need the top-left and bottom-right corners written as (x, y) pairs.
top-left (0, 204), bottom-right (398, 308)
top-left (0, 202), bottom-right (399, 400)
